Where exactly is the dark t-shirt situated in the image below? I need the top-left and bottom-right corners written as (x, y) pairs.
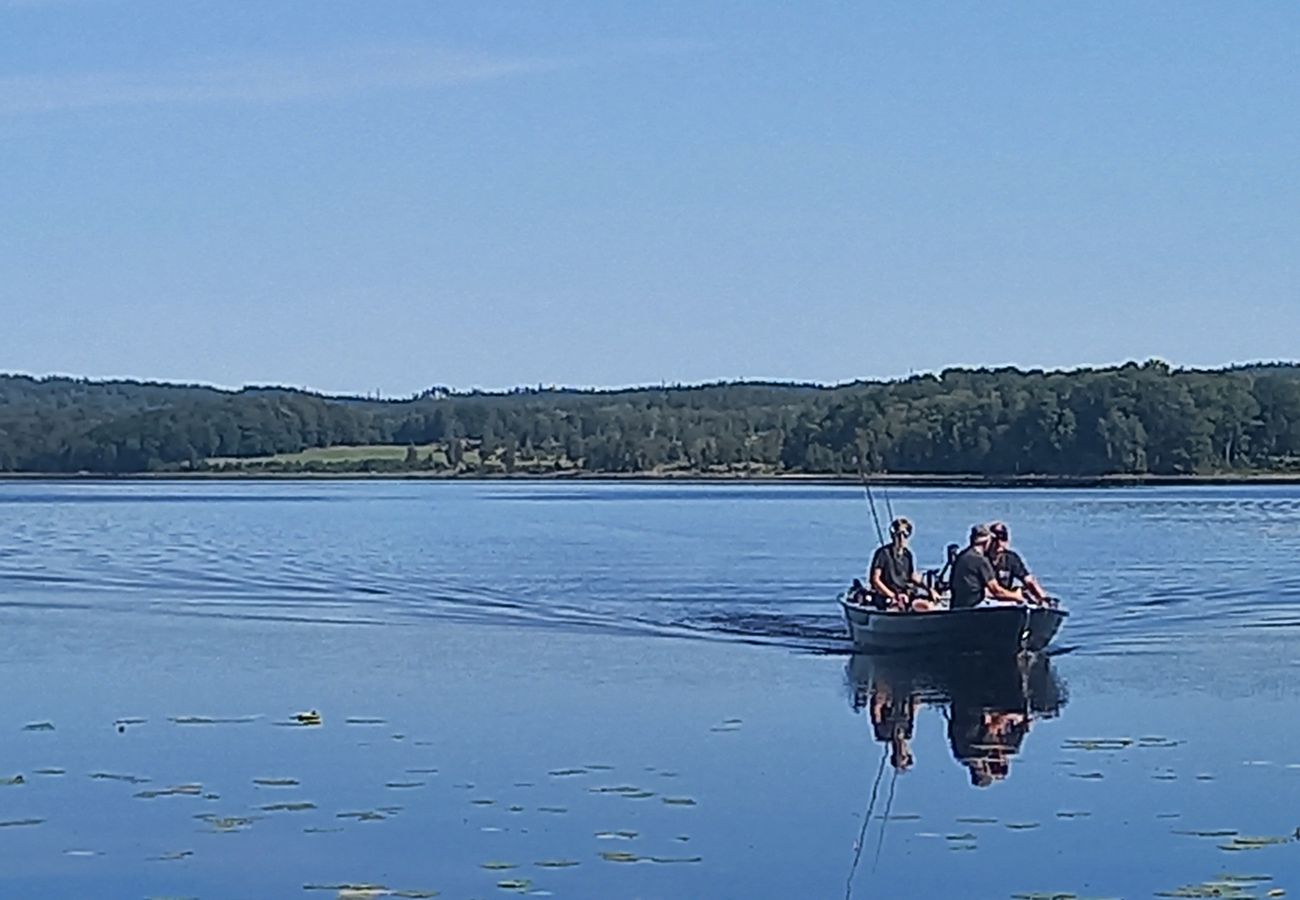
top-left (950, 547), bottom-right (996, 610)
top-left (988, 548), bottom-right (1030, 590)
top-left (869, 544), bottom-right (915, 595)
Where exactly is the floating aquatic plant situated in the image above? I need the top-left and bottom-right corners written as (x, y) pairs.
top-left (152, 850), bottom-right (194, 862)
top-left (253, 778), bottom-right (300, 787)
top-left (0, 818), bottom-right (43, 828)
top-left (534, 860), bottom-right (580, 868)
top-left (90, 772), bottom-right (150, 784)
top-left (662, 797), bottom-right (697, 806)
top-left (480, 862), bottom-right (519, 870)
top-left (260, 802), bottom-right (316, 812)
top-left (134, 784), bottom-right (202, 799)
top-left (22, 721), bottom-right (55, 732)
top-left (1172, 829), bottom-right (1239, 838)
top-left (1062, 738), bottom-right (1133, 751)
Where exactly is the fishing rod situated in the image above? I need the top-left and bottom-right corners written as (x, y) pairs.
top-left (844, 747), bottom-right (889, 900)
top-left (856, 456), bottom-right (886, 549)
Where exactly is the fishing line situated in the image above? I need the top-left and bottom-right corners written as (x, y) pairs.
top-left (871, 763), bottom-right (900, 872)
top-left (844, 746), bottom-right (888, 900)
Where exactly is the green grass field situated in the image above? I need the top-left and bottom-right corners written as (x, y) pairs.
top-left (207, 442), bottom-right (585, 472)
top-left (209, 443), bottom-right (451, 467)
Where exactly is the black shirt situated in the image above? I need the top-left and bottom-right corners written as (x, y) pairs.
top-left (869, 544), bottom-right (914, 595)
top-left (988, 548), bottom-right (1029, 590)
top-left (950, 547), bottom-right (996, 609)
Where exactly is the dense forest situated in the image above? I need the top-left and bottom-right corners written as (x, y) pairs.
top-left (2, 362), bottom-right (1300, 477)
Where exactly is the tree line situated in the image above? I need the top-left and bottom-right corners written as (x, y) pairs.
top-left (2, 362), bottom-right (1299, 477)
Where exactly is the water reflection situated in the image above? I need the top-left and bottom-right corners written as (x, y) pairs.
top-left (847, 652), bottom-right (1068, 786)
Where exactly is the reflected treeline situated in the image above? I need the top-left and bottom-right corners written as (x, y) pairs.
top-left (847, 652), bottom-right (1068, 787)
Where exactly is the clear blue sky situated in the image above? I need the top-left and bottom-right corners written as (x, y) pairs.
top-left (2, 2), bottom-right (1298, 395)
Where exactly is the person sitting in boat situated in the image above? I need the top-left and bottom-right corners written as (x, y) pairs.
top-left (949, 524), bottom-right (1024, 609)
top-left (987, 521), bottom-right (1048, 604)
top-left (868, 517), bottom-right (936, 612)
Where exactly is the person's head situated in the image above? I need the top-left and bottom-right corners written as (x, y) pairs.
top-left (889, 517), bottom-right (913, 546)
top-left (989, 521), bottom-right (1009, 550)
top-left (969, 523), bottom-right (992, 551)
top-left (966, 759), bottom-right (995, 788)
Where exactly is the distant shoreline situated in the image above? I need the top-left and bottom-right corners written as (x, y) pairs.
top-left (3, 471), bottom-right (1300, 487)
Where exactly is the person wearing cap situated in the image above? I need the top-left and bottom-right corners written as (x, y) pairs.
top-left (868, 517), bottom-right (936, 611)
top-left (948, 524), bottom-right (1024, 610)
top-left (987, 522), bottom-right (1048, 604)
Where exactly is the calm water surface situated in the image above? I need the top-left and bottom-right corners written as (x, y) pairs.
top-left (1, 481), bottom-right (1298, 898)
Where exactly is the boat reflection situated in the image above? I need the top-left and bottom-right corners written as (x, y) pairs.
top-left (847, 651), bottom-right (1068, 787)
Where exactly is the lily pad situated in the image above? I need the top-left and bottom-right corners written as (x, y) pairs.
top-left (337, 810), bottom-right (388, 822)
top-left (599, 851), bottom-right (642, 863)
top-left (535, 860), bottom-right (580, 868)
top-left (22, 722), bottom-right (55, 732)
top-left (261, 802), bottom-right (316, 812)
top-left (135, 784), bottom-right (203, 799)
top-left (481, 862), bottom-right (519, 870)
top-left (0, 818), bottom-right (43, 828)
top-left (662, 797), bottom-right (697, 806)
top-left (1063, 738), bottom-right (1133, 751)
top-left (152, 850), bottom-right (194, 862)
top-left (253, 778), bottom-right (300, 787)
top-left (91, 772), bottom-right (150, 784)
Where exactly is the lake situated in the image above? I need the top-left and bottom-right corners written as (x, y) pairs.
top-left (1, 480), bottom-right (1298, 899)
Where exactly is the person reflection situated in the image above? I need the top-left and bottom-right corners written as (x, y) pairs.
top-left (848, 652), bottom-right (1066, 785)
top-left (947, 704), bottom-right (1031, 787)
top-left (865, 674), bottom-right (918, 772)
top-left (852, 663), bottom-right (925, 769)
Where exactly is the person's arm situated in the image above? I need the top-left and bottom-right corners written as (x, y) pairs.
top-left (869, 566), bottom-right (897, 603)
top-left (1010, 552), bottom-right (1046, 603)
top-left (1023, 574), bottom-right (1047, 603)
top-left (984, 577), bottom-right (1024, 603)
top-left (980, 557), bottom-right (1022, 603)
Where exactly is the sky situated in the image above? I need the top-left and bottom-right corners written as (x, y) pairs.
top-left (2, 1), bottom-right (1298, 395)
